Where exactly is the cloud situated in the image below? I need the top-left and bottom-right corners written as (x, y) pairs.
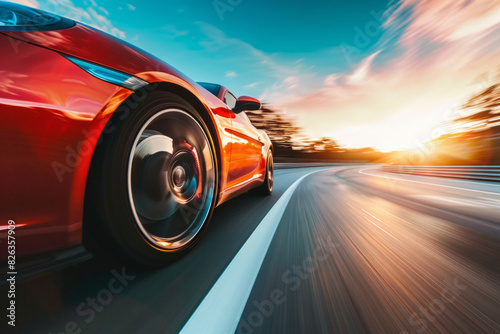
top-left (346, 50), bottom-right (381, 85)
top-left (163, 25), bottom-right (189, 38)
top-left (98, 6), bottom-right (109, 15)
top-left (245, 82), bottom-right (260, 88)
top-left (10, 0), bottom-right (39, 7)
top-left (324, 74), bottom-right (339, 86)
top-left (127, 4), bottom-right (136, 11)
top-left (225, 71), bottom-right (238, 78)
top-left (390, 0), bottom-right (500, 44)
top-left (196, 22), bottom-right (299, 81)
top-left (193, 22), bottom-right (317, 101)
top-left (283, 76), bottom-right (299, 85)
top-left (18, 0), bottom-right (127, 39)
top-left (278, 0), bottom-right (500, 151)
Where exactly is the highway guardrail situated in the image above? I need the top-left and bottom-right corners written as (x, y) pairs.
top-left (380, 165), bottom-right (500, 182)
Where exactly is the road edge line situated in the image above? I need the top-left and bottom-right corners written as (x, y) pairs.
top-left (180, 169), bottom-right (326, 334)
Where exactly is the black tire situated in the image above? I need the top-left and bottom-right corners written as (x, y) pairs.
top-left (253, 150), bottom-right (273, 195)
top-left (84, 91), bottom-right (218, 267)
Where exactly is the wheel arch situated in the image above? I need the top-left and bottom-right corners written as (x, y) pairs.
top-left (142, 82), bottom-right (223, 181)
top-left (82, 83), bottom-right (223, 258)
top-left (85, 81), bottom-right (224, 210)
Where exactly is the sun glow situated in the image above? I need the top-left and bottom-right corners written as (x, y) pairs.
top-left (278, 0), bottom-right (500, 154)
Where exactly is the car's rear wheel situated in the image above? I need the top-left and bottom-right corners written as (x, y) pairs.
top-left (253, 150), bottom-right (273, 195)
top-left (85, 92), bottom-right (217, 266)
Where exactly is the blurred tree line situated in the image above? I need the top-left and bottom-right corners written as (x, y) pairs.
top-left (246, 71), bottom-right (500, 165)
top-left (246, 105), bottom-right (388, 162)
top-left (390, 71), bottom-right (500, 165)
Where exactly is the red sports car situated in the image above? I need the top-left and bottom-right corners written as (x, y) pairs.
top-left (0, 1), bottom-right (273, 269)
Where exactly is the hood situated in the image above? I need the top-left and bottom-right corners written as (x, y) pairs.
top-left (1, 22), bottom-right (189, 83)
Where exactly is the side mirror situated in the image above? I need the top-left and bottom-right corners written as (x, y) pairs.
top-left (233, 96), bottom-right (261, 114)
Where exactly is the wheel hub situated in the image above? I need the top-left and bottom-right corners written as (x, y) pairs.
top-left (172, 166), bottom-right (186, 188)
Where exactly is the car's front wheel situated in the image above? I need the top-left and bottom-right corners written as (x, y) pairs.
top-left (85, 92), bottom-right (217, 266)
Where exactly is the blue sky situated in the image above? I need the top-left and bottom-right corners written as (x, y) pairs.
top-left (15, 0), bottom-right (500, 150)
top-left (22, 0), bottom-right (392, 98)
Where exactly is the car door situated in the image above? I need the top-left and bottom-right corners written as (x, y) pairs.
top-left (224, 90), bottom-right (263, 187)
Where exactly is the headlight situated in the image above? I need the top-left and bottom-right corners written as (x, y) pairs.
top-left (64, 55), bottom-right (149, 91)
top-left (0, 1), bottom-right (73, 30)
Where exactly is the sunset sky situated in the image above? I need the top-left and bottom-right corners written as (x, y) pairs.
top-left (15, 0), bottom-right (500, 151)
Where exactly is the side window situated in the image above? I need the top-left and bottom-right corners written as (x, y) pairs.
top-left (224, 91), bottom-right (237, 109)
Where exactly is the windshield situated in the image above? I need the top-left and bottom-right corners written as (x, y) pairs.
top-left (198, 82), bottom-right (221, 97)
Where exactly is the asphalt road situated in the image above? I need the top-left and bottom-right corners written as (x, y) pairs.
top-left (3, 166), bottom-right (500, 334)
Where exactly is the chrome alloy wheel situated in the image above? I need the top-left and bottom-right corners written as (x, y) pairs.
top-left (267, 152), bottom-right (274, 192)
top-left (127, 109), bottom-right (215, 250)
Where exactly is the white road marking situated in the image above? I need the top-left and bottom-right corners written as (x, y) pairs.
top-left (373, 207), bottom-right (414, 225)
top-left (361, 209), bottom-right (394, 238)
top-left (407, 194), bottom-right (500, 208)
top-left (361, 208), bottom-right (383, 222)
top-left (359, 167), bottom-right (500, 196)
top-left (366, 218), bottom-right (395, 238)
top-left (480, 197), bottom-right (500, 207)
top-left (409, 194), bottom-right (483, 207)
top-left (180, 168), bottom-right (328, 334)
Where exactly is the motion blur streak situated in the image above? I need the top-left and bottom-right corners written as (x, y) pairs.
top-left (180, 169), bottom-right (326, 334)
top-left (4, 166), bottom-right (500, 333)
top-left (238, 166), bottom-right (500, 334)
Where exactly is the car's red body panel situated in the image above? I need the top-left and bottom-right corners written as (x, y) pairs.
top-left (0, 23), bottom-right (271, 261)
